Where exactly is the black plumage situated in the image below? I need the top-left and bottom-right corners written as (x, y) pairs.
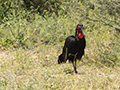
top-left (58, 24), bottom-right (86, 73)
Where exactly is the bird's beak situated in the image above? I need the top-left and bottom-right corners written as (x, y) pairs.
top-left (81, 28), bottom-right (85, 36)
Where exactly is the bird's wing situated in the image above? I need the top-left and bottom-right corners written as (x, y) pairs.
top-left (65, 36), bottom-right (77, 50)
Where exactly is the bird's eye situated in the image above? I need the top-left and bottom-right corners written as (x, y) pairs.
top-left (77, 26), bottom-right (80, 29)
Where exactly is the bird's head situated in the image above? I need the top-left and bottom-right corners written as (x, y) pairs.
top-left (75, 24), bottom-right (85, 39)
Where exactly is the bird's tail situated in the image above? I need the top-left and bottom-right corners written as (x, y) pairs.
top-left (65, 48), bottom-right (68, 61)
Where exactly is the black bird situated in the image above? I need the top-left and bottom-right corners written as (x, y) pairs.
top-left (58, 24), bottom-right (86, 73)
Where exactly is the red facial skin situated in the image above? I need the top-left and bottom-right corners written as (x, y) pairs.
top-left (77, 26), bottom-right (84, 39)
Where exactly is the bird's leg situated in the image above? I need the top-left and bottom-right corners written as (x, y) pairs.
top-left (73, 60), bottom-right (77, 73)
top-left (75, 60), bottom-right (78, 73)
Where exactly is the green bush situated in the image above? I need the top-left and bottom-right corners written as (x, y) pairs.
top-left (23, 0), bottom-right (63, 16)
top-left (0, 0), bottom-right (120, 67)
top-left (0, 0), bottom-right (22, 22)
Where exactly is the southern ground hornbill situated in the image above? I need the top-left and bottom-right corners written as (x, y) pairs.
top-left (58, 24), bottom-right (86, 73)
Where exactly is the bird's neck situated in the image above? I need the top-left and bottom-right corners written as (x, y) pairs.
top-left (75, 32), bottom-right (84, 40)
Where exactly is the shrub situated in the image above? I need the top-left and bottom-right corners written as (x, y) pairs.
top-left (23, 0), bottom-right (63, 16)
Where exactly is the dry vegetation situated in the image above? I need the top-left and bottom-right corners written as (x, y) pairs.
top-left (0, 46), bottom-right (120, 90)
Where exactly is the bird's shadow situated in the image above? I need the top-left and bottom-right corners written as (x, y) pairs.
top-left (64, 68), bottom-right (74, 75)
top-left (64, 68), bottom-right (85, 75)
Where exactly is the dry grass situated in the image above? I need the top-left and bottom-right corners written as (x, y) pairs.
top-left (0, 46), bottom-right (120, 90)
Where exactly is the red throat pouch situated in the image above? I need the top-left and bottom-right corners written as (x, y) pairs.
top-left (77, 31), bottom-right (84, 39)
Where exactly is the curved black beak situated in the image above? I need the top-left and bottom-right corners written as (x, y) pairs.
top-left (81, 28), bottom-right (85, 36)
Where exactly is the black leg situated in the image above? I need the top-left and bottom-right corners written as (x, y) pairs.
top-left (73, 60), bottom-right (77, 73)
